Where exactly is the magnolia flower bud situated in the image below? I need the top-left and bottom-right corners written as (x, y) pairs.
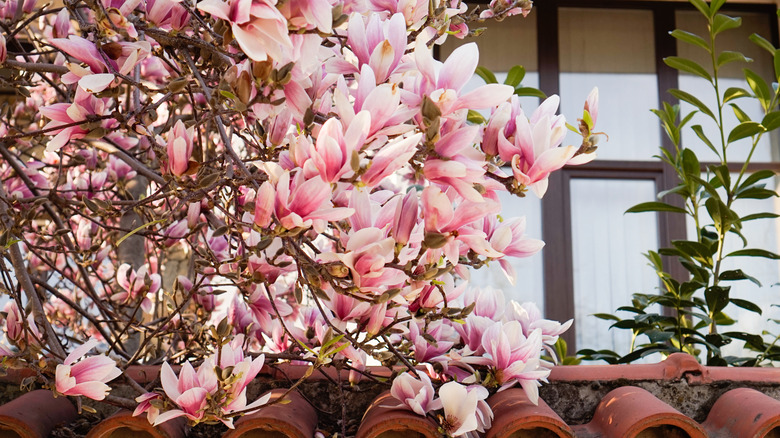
top-left (0, 34), bottom-right (6, 64)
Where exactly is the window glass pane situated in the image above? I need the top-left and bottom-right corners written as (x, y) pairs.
top-left (468, 190), bottom-right (545, 313)
top-left (570, 179), bottom-right (660, 355)
top-left (676, 11), bottom-right (778, 163)
top-left (440, 11), bottom-right (537, 73)
top-left (687, 174), bottom-right (780, 359)
top-left (440, 11), bottom-right (540, 114)
top-left (559, 8), bottom-right (661, 161)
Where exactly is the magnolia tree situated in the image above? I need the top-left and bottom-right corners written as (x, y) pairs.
top-left (0, 0), bottom-right (599, 434)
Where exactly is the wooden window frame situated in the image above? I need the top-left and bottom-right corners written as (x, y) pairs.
top-left (536, 0), bottom-right (780, 349)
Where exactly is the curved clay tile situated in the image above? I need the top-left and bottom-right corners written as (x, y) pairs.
top-left (222, 388), bottom-right (317, 438)
top-left (85, 409), bottom-right (186, 438)
top-left (703, 387), bottom-right (780, 438)
top-left (485, 388), bottom-right (574, 438)
top-left (0, 389), bottom-right (77, 438)
top-left (572, 386), bottom-right (707, 438)
top-left (356, 391), bottom-right (439, 438)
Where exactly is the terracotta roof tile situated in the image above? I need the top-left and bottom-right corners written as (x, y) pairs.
top-left (85, 410), bottom-right (186, 438)
top-left (702, 388), bottom-right (780, 438)
top-left (486, 388), bottom-right (574, 438)
top-left (1, 353), bottom-right (780, 437)
top-left (571, 386), bottom-right (707, 438)
top-left (223, 389), bottom-right (318, 438)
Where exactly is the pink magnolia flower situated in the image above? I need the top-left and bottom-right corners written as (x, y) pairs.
top-left (113, 263), bottom-right (161, 313)
top-left (389, 371), bottom-right (437, 415)
top-left (166, 120), bottom-right (195, 177)
top-left (4, 301), bottom-right (24, 342)
top-left (309, 112), bottom-right (369, 183)
top-left (507, 301), bottom-right (573, 359)
top-left (196, 0), bottom-right (292, 62)
top-left (360, 132), bottom-right (422, 187)
top-left (3, 301), bottom-right (40, 344)
top-left (367, 0), bottom-right (426, 26)
top-left (421, 186), bottom-right (501, 264)
top-left (407, 42), bottom-right (513, 118)
top-left (133, 392), bottom-right (163, 424)
top-left (146, 0), bottom-right (189, 30)
top-left (258, 169), bottom-right (354, 232)
top-left (39, 87), bottom-right (116, 151)
top-left (409, 320), bottom-right (455, 363)
top-left (50, 36), bottom-right (150, 84)
top-left (55, 339), bottom-right (122, 400)
top-left (210, 335), bottom-right (270, 420)
top-left (585, 87), bottom-right (599, 128)
top-left (279, 0), bottom-right (333, 33)
top-left (477, 321), bottom-right (549, 402)
top-left (52, 9), bottom-right (71, 38)
top-left (0, 34), bottom-right (6, 64)
top-left (479, 215), bottom-right (545, 283)
top-left (155, 360), bottom-right (218, 425)
top-left (485, 94), bottom-right (597, 198)
top-left (480, 0), bottom-right (533, 18)
top-left (424, 124), bottom-right (489, 202)
top-left (344, 13), bottom-right (407, 83)
top-left (392, 188), bottom-right (418, 246)
top-left (333, 227), bottom-right (406, 294)
top-left (432, 382), bottom-right (492, 437)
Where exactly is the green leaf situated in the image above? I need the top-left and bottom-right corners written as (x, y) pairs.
top-left (730, 103), bottom-right (752, 123)
top-left (646, 329), bottom-right (675, 343)
top-left (744, 68), bottom-right (772, 111)
top-left (719, 269), bottom-right (762, 286)
top-left (708, 164), bottom-right (730, 191)
top-left (504, 65), bottom-right (526, 87)
top-left (116, 219), bottom-right (165, 246)
top-left (611, 320), bottom-right (641, 329)
top-left (723, 87), bottom-right (751, 103)
top-left (710, 0), bottom-right (727, 15)
top-left (728, 121), bottom-right (764, 143)
top-left (474, 66), bottom-right (498, 84)
top-left (762, 111), bottom-right (780, 131)
top-left (712, 14), bottom-right (742, 36)
top-left (665, 57), bottom-right (712, 82)
top-left (467, 110), bottom-right (486, 124)
top-left (592, 313), bottom-right (621, 321)
top-left (774, 51), bottom-right (780, 82)
top-left (691, 125), bottom-right (720, 157)
top-left (705, 197), bottom-right (734, 233)
top-left (725, 331), bottom-right (766, 349)
top-left (727, 248), bottom-right (780, 259)
top-left (670, 29), bottom-right (710, 52)
top-left (717, 51), bottom-right (752, 68)
top-left (625, 202), bottom-right (687, 214)
top-left (735, 186), bottom-right (777, 200)
top-left (618, 345), bottom-right (671, 364)
top-left (740, 212), bottom-right (780, 222)
top-left (689, 0), bottom-right (711, 18)
top-left (514, 87), bottom-right (547, 99)
top-left (737, 169), bottom-right (776, 191)
top-left (220, 90), bottom-right (236, 100)
top-left (669, 89), bottom-right (716, 120)
top-left (749, 33), bottom-right (776, 54)
top-left (705, 286), bottom-right (730, 314)
top-left (731, 298), bottom-right (763, 314)
top-left (682, 148), bottom-right (701, 179)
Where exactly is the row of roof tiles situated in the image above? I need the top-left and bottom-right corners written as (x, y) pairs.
top-left (0, 354), bottom-right (779, 438)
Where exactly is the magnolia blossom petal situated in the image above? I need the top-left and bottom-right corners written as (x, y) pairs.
top-left (78, 74), bottom-right (115, 93)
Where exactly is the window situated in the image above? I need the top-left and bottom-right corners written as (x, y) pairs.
top-left (442, 0), bottom-right (780, 355)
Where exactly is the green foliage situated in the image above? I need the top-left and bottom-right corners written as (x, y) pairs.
top-left (476, 64), bottom-right (547, 99)
top-left (578, 0), bottom-right (779, 366)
